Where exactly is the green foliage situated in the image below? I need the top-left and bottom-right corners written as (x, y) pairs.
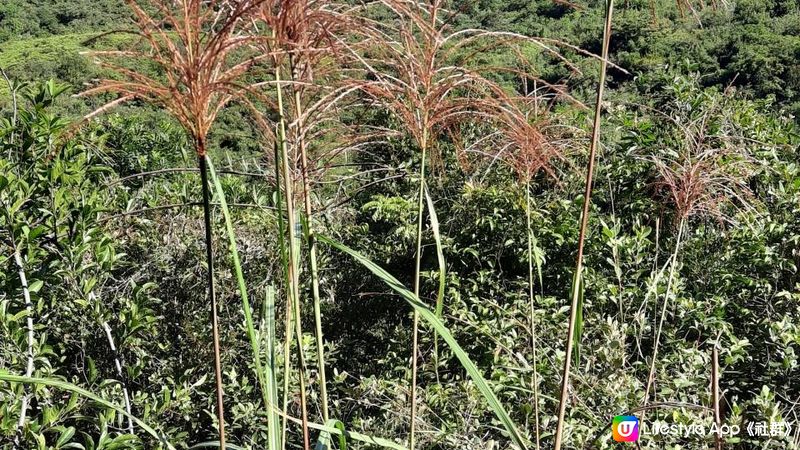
top-left (0, 0), bottom-right (127, 43)
top-left (0, 1), bottom-right (799, 449)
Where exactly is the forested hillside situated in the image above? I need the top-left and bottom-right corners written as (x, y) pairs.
top-left (1, 1), bottom-right (799, 450)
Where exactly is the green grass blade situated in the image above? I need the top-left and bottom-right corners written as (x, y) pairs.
top-left (305, 421), bottom-right (405, 450)
top-left (264, 286), bottom-right (281, 450)
top-left (207, 157), bottom-right (279, 448)
top-left (318, 235), bottom-right (529, 450)
top-left (314, 419), bottom-right (347, 450)
top-left (0, 372), bottom-right (176, 450)
top-left (188, 442), bottom-right (247, 450)
top-left (424, 185), bottom-right (446, 379)
top-left (571, 272), bottom-right (584, 367)
top-left (424, 185), bottom-right (445, 318)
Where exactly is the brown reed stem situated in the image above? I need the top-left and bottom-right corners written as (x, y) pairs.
top-left (275, 64), bottom-right (311, 450)
top-left (553, 1), bottom-right (614, 448)
top-left (198, 151), bottom-right (227, 450)
top-left (289, 53), bottom-right (330, 423)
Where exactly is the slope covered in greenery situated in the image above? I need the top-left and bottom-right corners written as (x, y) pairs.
top-left (0, 1), bottom-right (798, 450)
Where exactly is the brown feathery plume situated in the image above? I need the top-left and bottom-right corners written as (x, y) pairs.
top-left (80, 1), bottom-right (272, 448)
top-left (647, 142), bottom-right (756, 227)
top-left (348, 1), bottom-right (595, 447)
top-left (488, 90), bottom-right (575, 450)
top-left (641, 88), bottom-right (757, 407)
top-left (250, 3), bottom-right (367, 448)
top-left (349, 2), bottom-right (511, 447)
top-left (485, 91), bottom-right (574, 184)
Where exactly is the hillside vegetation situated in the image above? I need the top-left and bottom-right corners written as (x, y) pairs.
top-left (0, 1), bottom-right (799, 450)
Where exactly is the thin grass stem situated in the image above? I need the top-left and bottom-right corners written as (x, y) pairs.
top-left (410, 141), bottom-right (427, 450)
top-left (643, 219), bottom-right (685, 404)
top-left (552, 1), bottom-right (615, 448)
top-left (198, 152), bottom-right (227, 450)
top-left (525, 182), bottom-right (541, 450)
top-left (290, 54), bottom-right (330, 423)
top-left (275, 64), bottom-right (311, 450)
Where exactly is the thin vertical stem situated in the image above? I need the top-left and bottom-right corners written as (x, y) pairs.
top-left (290, 55), bottom-right (329, 423)
top-left (643, 219), bottom-right (685, 405)
top-left (95, 292), bottom-right (135, 436)
top-left (552, 1), bottom-right (614, 449)
top-left (11, 244), bottom-right (34, 442)
top-left (525, 182), bottom-right (541, 450)
top-left (712, 344), bottom-right (722, 450)
top-left (275, 137), bottom-right (293, 450)
top-left (410, 143), bottom-right (427, 450)
top-left (275, 65), bottom-right (311, 450)
top-left (198, 152), bottom-right (227, 450)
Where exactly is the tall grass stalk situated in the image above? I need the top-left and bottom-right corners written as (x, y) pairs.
top-left (552, 1), bottom-right (615, 448)
top-left (253, 13), bottom-right (312, 446)
top-left (81, 2), bottom-right (274, 445)
top-left (410, 136), bottom-right (427, 450)
top-left (351, 2), bottom-right (524, 442)
top-left (638, 84), bottom-right (756, 405)
top-left (275, 135), bottom-right (293, 450)
top-left (206, 156), bottom-right (279, 449)
top-left (258, 1), bottom-right (359, 423)
top-left (198, 152), bottom-right (227, 447)
top-left (524, 182), bottom-right (541, 450)
top-left (289, 57), bottom-right (330, 423)
top-left (275, 64), bottom-right (312, 450)
top-left (11, 244), bottom-right (34, 441)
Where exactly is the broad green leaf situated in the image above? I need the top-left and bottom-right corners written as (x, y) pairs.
top-left (206, 157), bottom-right (276, 447)
top-left (424, 185), bottom-right (445, 318)
top-left (56, 426), bottom-right (76, 447)
top-left (315, 419), bottom-right (347, 450)
top-left (28, 280), bottom-right (43, 293)
top-left (318, 235), bottom-right (529, 450)
top-left (0, 372), bottom-right (175, 450)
